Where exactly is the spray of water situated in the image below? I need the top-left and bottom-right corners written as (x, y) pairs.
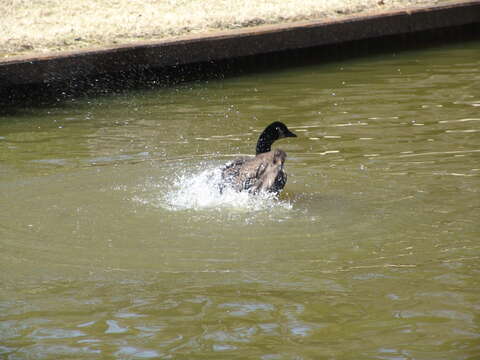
top-left (159, 163), bottom-right (293, 212)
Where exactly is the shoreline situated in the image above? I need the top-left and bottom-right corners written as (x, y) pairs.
top-left (1, 0), bottom-right (479, 105)
top-left (1, 0), bottom-right (447, 59)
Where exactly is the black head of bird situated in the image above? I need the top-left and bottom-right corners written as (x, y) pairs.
top-left (256, 121), bottom-right (297, 155)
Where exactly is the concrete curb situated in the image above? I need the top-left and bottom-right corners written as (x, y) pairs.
top-left (1, 1), bottom-right (479, 90)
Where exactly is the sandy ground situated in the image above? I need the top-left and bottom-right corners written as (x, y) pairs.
top-left (1, 0), bottom-right (445, 58)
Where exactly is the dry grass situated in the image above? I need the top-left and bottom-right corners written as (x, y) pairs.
top-left (1, 0), bottom-right (443, 57)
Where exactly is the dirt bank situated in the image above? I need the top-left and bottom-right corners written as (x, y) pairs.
top-left (1, 0), bottom-right (445, 58)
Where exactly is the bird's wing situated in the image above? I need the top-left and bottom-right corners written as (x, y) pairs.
top-left (221, 157), bottom-right (250, 191)
top-left (220, 152), bottom-right (286, 193)
top-left (250, 163), bottom-right (283, 194)
top-left (237, 152), bottom-right (280, 193)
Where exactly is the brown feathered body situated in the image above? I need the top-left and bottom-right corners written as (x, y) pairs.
top-left (221, 149), bottom-right (287, 194)
top-left (219, 122), bottom-right (296, 195)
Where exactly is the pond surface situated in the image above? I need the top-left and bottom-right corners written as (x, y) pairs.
top-left (1, 41), bottom-right (479, 359)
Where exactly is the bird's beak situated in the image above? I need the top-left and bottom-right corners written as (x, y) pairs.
top-left (285, 129), bottom-right (297, 138)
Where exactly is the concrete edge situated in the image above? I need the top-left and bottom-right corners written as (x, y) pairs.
top-left (1, 0), bottom-right (479, 88)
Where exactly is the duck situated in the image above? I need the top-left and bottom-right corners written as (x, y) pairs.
top-left (220, 121), bottom-right (297, 194)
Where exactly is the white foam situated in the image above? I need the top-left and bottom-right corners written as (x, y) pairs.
top-left (159, 164), bottom-right (293, 212)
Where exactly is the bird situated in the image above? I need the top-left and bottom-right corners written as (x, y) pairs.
top-left (220, 121), bottom-right (297, 194)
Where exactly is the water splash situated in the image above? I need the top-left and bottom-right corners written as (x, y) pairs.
top-left (158, 163), bottom-right (293, 212)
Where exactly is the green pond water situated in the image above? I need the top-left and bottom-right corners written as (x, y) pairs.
top-left (1, 41), bottom-right (479, 359)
